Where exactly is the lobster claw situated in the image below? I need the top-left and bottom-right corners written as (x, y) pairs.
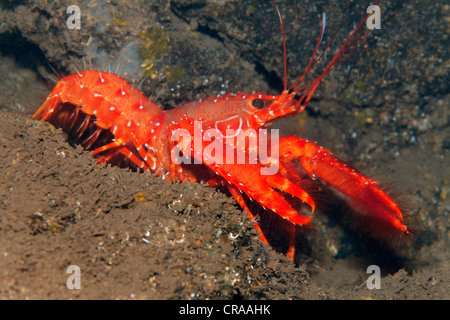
top-left (278, 135), bottom-right (410, 243)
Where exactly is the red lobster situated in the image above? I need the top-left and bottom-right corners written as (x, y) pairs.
top-left (33, 0), bottom-right (409, 261)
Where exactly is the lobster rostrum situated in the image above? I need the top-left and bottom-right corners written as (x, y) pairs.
top-left (33, 0), bottom-right (410, 261)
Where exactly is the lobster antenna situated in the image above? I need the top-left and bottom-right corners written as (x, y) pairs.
top-left (273, 1), bottom-right (287, 92)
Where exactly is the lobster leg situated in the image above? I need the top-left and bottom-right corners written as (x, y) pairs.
top-left (227, 181), bottom-right (298, 260)
top-left (226, 184), bottom-right (269, 245)
top-left (92, 132), bottom-right (158, 171)
top-left (278, 135), bottom-right (409, 239)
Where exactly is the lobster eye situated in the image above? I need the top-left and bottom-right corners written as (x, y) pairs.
top-left (252, 98), bottom-right (265, 109)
